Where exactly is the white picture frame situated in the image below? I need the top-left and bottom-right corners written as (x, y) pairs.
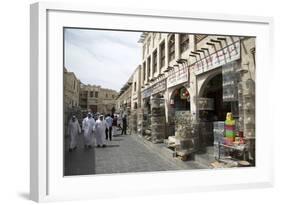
top-left (30, 2), bottom-right (274, 202)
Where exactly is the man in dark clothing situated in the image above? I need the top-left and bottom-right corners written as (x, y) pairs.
top-left (105, 114), bottom-right (113, 141)
top-left (121, 115), bottom-right (127, 135)
top-left (112, 115), bottom-right (118, 136)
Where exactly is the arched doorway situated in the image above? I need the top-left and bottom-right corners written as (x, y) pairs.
top-left (199, 73), bottom-right (231, 121)
top-left (170, 86), bottom-right (190, 111)
top-left (198, 73), bottom-right (232, 147)
top-left (168, 86), bottom-right (191, 137)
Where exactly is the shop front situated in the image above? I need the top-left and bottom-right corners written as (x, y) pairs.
top-left (191, 38), bottom-right (254, 164)
top-left (141, 86), bottom-right (152, 139)
top-left (167, 65), bottom-right (191, 137)
top-left (140, 78), bottom-right (167, 142)
top-left (166, 64), bottom-right (200, 157)
top-left (130, 94), bottom-right (138, 134)
top-left (150, 78), bottom-right (167, 143)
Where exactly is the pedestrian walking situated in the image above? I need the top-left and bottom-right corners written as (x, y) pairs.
top-left (112, 115), bottom-right (118, 136)
top-left (121, 115), bottom-right (127, 135)
top-left (105, 114), bottom-right (113, 140)
top-left (67, 115), bottom-right (81, 152)
top-left (117, 114), bottom-right (123, 131)
top-left (95, 115), bottom-right (108, 147)
top-left (82, 112), bottom-right (96, 148)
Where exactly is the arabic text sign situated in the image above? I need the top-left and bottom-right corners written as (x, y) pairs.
top-left (191, 41), bottom-right (240, 75)
top-left (151, 79), bottom-right (166, 95)
top-left (167, 67), bottom-right (188, 88)
top-left (142, 87), bottom-right (152, 98)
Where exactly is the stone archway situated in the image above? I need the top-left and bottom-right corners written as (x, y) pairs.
top-left (166, 85), bottom-right (191, 137)
top-left (198, 68), bottom-right (222, 98)
top-left (169, 86), bottom-right (190, 111)
top-left (198, 72), bottom-right (230, 121)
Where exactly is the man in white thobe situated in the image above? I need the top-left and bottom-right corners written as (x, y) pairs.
top-left (67, 115), bottom-right (81, 152)
top-left (82, 112), bottom-right (96, 148)
top-left (95, 115), bottom-right (108, 148)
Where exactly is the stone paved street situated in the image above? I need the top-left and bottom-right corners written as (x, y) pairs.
top-left (64, 133), bottom-right (96, 176)
top-left (64, 130), bottom-right (205, 176)
top-left (95, 134), bottom-right (180, 174)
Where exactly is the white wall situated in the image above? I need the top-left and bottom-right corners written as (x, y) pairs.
top-left (0, 0), bottom-right (280, 205)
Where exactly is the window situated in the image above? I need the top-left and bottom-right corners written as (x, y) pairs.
top-left (147, 56), bottom-right (151, 79)
top-left (168, 34), bottom-right (175, 62)
top-left (106, 93), bottom-right (108, 98)
top-left (195, 34), bottom-right (207, 43)
top-left (152, 33), bottom-right (156, 48)
top-left (152, 50), bottom-right (157, 74)
top-left (147, 37), bottom-right (151, 54)
top-left (143, 62), bottom-right (146, 83)
top-left (90, 91), bottom-right (93, 97)
top-left (180, 34), bottom-right (189, 53)
top-left (134, 82), bottom-right (137, 91)
top-left (250, 47), bottom-right (256, 66)
top-left (160, 41), bottom-right (165, 68)
top-left (143, 44), bottom-right (146, 58)
top-left (112, 95), bottom-right (115, 99)
top-left (95, 91), bottom-right (98, 98)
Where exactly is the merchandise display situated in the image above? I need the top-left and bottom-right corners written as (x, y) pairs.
top-left (150, 97), bottom-right (166, 143)
top-left (175, 111), bottom-right (199, 154)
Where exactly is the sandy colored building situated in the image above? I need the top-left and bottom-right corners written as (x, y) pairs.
top-left (64, 68), bottom-right (80, 109)
top-left (115, 76), bottom-right (133, 117)
top-left (134, 32), bottom-right (256, 163)
top-left (79, 84), bottom-right (118, 115)
top-left (63, 68), bottom-right (81, 134)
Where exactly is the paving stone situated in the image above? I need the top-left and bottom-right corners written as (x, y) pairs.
top-left (64, 130), bottom-right (205, 176)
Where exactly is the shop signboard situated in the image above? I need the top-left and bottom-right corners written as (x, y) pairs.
top-left (142, 87), bottom-right (152, 98)
top-left (191, 41), bottom-right (240, 75)
top-left (167, 66), bottom-right (188, 88)
top-left (198, 97), bottom-right (214, 110)
top-left (151, 79), bottom-right (166, 95)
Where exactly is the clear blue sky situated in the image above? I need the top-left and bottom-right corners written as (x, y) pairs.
top-left (64, 28), bottom-right (142, 91)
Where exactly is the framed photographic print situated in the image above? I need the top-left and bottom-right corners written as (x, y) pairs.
top-left (30, 2), bottom-right (274, 202)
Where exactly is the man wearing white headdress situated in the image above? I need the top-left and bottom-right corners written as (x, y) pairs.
top-left (82, 112), bottom-right (96, 148)
top-left (67, 115), bottom-right (81, 152)
top-left (95, 115), bottom-right (108, 148)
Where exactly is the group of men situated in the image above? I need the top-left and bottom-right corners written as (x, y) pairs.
top-left (67, 112), bottom-right (127, 152)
